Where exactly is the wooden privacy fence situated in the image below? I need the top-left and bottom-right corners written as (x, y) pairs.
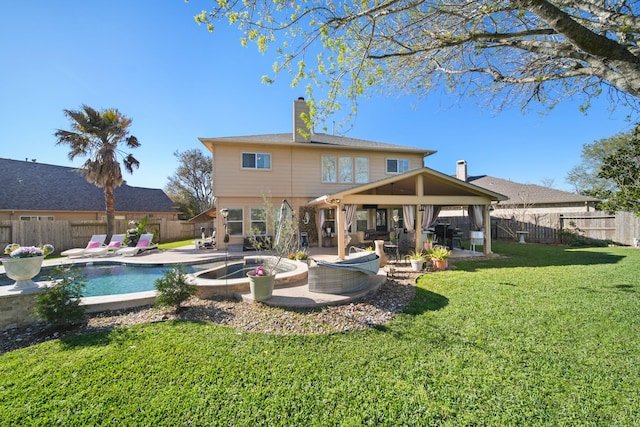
top-left (0, 220), bottom-right (198, 253)
top-left (443, 211), bottom-right (640, 246)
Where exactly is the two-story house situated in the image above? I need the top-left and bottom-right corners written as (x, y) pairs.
top-left (199, 98), bottom-right (505, 258)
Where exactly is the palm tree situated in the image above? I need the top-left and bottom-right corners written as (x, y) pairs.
top-left (55, 105), bottom-right (140, 238)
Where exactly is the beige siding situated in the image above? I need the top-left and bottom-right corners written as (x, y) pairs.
top-left (213, 143), bottom-right (424, 199)
top-left (211, 141), bottom-right (424, 242)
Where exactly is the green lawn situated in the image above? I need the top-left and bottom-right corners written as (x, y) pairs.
top-left (157, 239), bottom-right (195, 250)
top-left (1, 243), bottom-right (639, 425)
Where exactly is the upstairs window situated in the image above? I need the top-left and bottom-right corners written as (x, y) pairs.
top-left (242, 152), bottom-right (271, 169)
top-left (355, 157), bottom-right (369, 183)
top-left (323, 155), bottom-right (369, 183)
top-left (322, 155), bottom-right (337, 182)
top-left (386, 158), bottom-right (409, 174)
top-left (339, 157), bottom-right (353, 183)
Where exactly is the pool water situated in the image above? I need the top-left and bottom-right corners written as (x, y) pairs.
top-left (74, 264), bottom-right (201, 297)
top-left (198, 262), bottom-right (256, 280)
top-left (0, 262), bottom-right (212, 297)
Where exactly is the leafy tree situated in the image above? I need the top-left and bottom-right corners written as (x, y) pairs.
top-left (193, 0), bottom-right (640, 126)
top-left (55, 105), bottom-right (140, 238)
top-left (165, 149), bottom-right (214, 219)
top-left (566, 129), bottom-right (631, 201)
top-left (597, 125), bottom-right (640, 215)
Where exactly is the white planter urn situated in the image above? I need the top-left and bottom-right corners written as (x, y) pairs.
top-left (410, 259), bottom-right (424, 272)
top-left (1, 256), bottom-right (45, 291)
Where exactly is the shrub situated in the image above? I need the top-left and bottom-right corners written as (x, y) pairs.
top-left (154, 265), bottom-right (197, 311)
top-left (34, 266), bottom-right (86, 328)
top-left (560, 221), bottom-right (611, 247)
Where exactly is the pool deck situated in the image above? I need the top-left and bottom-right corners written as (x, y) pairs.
top-left (3, 245), bottom-right (484, 309)
top-left (39, 245), bottom-right (387, 309)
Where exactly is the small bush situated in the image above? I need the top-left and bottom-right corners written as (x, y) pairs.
top-left (560, 228), bottom-right (611, 247)
top-left (34, 266), bottom-right (86, 328)
top-left (154, 265), bottom-right (197, 311)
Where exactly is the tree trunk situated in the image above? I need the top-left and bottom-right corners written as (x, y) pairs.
top-left (104, 182), bottom-right (115, 240)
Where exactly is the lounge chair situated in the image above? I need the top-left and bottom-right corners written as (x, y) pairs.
top-left (84, 234), bottom-right (126, 257)
top-left (116, 233), bottom-right (158, 256)
top-left (60, 234), bottom-right (107, 258)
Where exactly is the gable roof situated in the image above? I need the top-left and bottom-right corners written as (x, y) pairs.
top-left (199, 132), bottom-right (435, 156)
top-left (0, 158), bottom-right (178, 213)
top-left (309, 167), bottom-right (508, 206)
top-left (467, 175), bottom-right (600, 205)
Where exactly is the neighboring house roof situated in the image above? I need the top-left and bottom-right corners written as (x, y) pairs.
top-left (467, 175), bottom-right (600, 205)
top-left (0, 158), bottom-right (178, 213)
top-left (199, 132), bottom-right (435, 156)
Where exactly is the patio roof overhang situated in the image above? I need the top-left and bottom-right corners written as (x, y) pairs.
top-left (307, 167), bottom-right (507, 259)
top-left (308, 167), bottom-right (507, 207)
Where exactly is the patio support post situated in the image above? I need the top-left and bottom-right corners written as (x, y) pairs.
top-left (337, 204), bottom-right (345, 260)
top-left (415, 204), bottom-right (423, 253)
top-left (483, 205), bottom-right (492, 254)
top-left (415, 174), bottom-right (424, 253)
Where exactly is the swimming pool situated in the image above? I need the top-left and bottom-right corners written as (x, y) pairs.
top-left (0, 261), bottom-right (221, 297)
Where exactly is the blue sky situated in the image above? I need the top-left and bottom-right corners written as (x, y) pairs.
top-left (1, 1), bottom-right (634, 193)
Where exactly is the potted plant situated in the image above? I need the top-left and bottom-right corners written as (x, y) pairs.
top-left (408, 250), bottom-right (425, 272)
top-left (2, 243), bottom-right (55, 291)
top-left (423, 236), bottom-right (434, 251)
top-left (246, 197), bottom-right (298, 301)
top-left (428, 246), bottom-right (451, 271)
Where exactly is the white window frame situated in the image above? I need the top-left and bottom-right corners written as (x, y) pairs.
top-left (355, 157), bottom-right (369, 183)
top-left (226, 208), bottom-right (244, 236)
top-left (250, 208), bottom-right (267, 235)
top-left (322, 155), bottom-right (337, 183)
top-left (339, 156), bottom-right (353, 183)
top-left (242, 152), bottom-right (271, 170)
top-left (386, 158), bottom-right (409, 174)
top-left (19, 216), bottom-right (54, 221)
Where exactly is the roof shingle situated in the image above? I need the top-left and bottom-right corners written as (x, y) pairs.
top-left (0, 158), bottom-right (177, 213)
top-left (467, 175), bottom-right (599, 204)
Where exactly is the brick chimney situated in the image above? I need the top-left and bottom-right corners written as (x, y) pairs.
top-left (293, 97), bottom-right (311, 142)
top-left (456, 160), bottom-right (468, 182)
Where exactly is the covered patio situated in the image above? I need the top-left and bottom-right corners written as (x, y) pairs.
top-left (308, 167), bottom-right (507, 260)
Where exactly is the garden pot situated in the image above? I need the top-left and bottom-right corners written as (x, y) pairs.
top-left (431, 258), bottom-right (448, 271)
top-left (1, 256), bottom-right (44, 291)
top-left (374, 240), bottom-right (387, 267)
top-left (247, 273), bottom-right (275, 301)
top-left (410, 259), bottom-right (424, 272)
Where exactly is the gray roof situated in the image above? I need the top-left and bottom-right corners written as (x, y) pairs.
top-left (0, 158), bottom-right (178, 213)
top-left (467, 175), bottom-right (600, 205)
top-left (200, 132), bottom-right (435, 155)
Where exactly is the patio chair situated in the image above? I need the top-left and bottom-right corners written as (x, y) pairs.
top-left (116, 233), bottom-right (158, 257)
top-left (60, 234), bottom-right (107, 258)
top-left (196, 230), bottom-right (216, 249)
top-left (84, 234), bottom-right (126, 257)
